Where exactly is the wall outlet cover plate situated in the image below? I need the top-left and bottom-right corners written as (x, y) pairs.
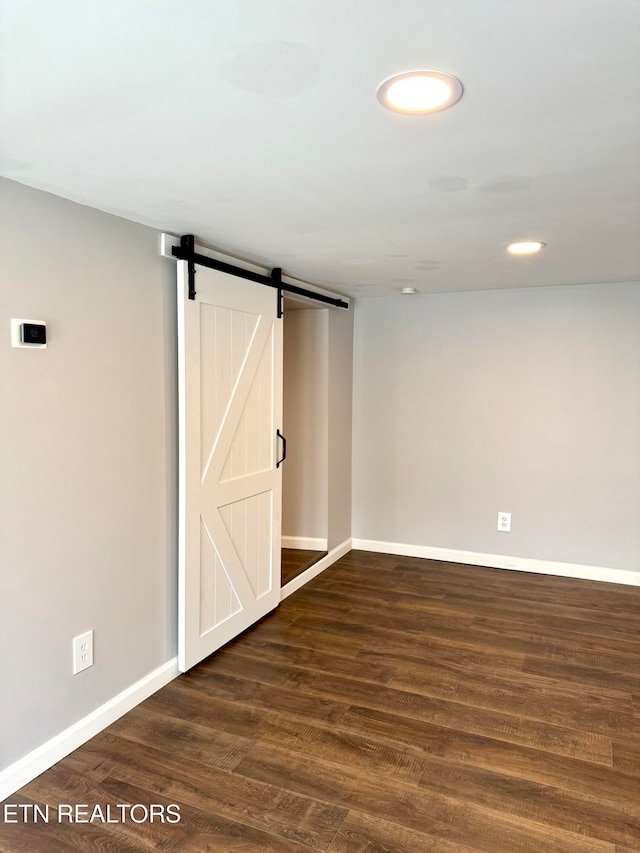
top-left (498, 512), bottom-right (512, 532)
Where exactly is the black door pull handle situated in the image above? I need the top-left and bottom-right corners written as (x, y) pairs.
top-left (276, 429), bottom-right (287, 468)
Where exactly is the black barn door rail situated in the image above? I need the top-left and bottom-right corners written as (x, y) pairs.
top-left (172, 234), bottom-right (349, 311)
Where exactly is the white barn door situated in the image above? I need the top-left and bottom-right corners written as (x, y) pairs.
top-left (177, 261), bottom-right (282, 672)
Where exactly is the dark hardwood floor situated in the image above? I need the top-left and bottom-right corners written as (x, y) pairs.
top-left (281, 549), bottom-right (328, 586)
top-left (3, 551), bottom-right (640, 852)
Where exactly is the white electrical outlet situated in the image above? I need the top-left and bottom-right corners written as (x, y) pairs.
top-left (73, 630), bottom-right (94, 674)
top-left (497, 512), bottom-right (511, 532)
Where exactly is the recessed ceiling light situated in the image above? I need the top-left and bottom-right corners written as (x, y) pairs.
top-left (377, 71), bottom-right (463, 114)
top-left (401, 287), bottom-right (418, 295)
top-left (506, 241), bottom-right (546, 255)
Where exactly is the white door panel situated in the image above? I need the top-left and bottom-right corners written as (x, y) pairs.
top-left (178, 261), bottom-right (282, 672)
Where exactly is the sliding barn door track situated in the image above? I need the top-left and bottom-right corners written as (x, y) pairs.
top-left (172, 234), bottom-right (349, 315)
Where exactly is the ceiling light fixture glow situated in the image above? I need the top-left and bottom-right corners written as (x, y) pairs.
top-left (401, 287), bottom-right (417, 295)
top-left (377, 71), bottom-right (463, 114)
top-left (506, 241), bottom-right (546, 255)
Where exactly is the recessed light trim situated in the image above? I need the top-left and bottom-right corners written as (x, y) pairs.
top-left (506, 241), bottom-right (546, 255)
top-left (377, 71), bottom-right (463, 114)
top-left (401, 287), bottom-right (418, 295)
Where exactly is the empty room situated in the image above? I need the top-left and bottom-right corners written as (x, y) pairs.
top-left (1, 1), bottom-right (639, 851)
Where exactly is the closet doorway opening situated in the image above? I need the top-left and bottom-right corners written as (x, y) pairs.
top-left (281, 295), bottom-right (329, 588)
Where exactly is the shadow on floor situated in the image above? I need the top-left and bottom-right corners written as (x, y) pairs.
top-left (281, 548), bottom-right (327, 586)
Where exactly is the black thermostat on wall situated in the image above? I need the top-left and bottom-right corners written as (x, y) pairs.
top-left (11, 318), bottom-right (48, 348)
top-left (21, 322), bottom-right (47, 345)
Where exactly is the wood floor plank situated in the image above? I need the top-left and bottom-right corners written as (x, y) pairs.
top-left (329, 812), bottom-right (477, 853)
top-left (235, 744), bottom-right (615, 853)
top-left (204, 645), bottom-right (320, 690)
top-left (291, 580), bottom-right (640, 642)
top-left (319, 559), bottom-right (634, 610)
top-left (295, 609), bottom-right (640, 675)
top-left (612, 740), bottom-right (640, 775)
top-left (468, 605), bottom-right (640, 644)
top-left (291, 576), bottom-right (448, 607)
top-left (366, 644), bottom-right (631, 703)
top-left (415, 759), bottom-right (640, 847)
top-left (391, 555), bottom-right (639, 600)
top-left (6, 771), bottom-right (179, 852)
top-left (289, 611), bottom-right (528, 669)
top-left (279, 617), bottom-right (530, 689)
top-left (334, 705), bottom-right (640, 812)
top-left (240, 618), bottom-right (373, 658)
top-left (0, 797), bottom-right (150, 853)
top-left (238, 700), bottom-right (639, 845)
top-left (104, 701), bottom-right (255, 770)
top-left (222, 635), bottom-right (396, 684)
top-left (282, 549), bottom-right (328, 587)
top-left (279, 593), bottom-right (359, 625)
top-left (467, 615), bottom-right (640, 663)
top-left (327, 811), bottom-right (617, 853)
top-left (4, 550), bottom-right (640, 852)
top-left (177, 668), bottom-right (349, 729)
top-left (522, 656), bottom-right (640, 695)
top-left (254, 714), bottom-right (428, 785)
top-left (301, 671), bottom-right (613, 763)
top-left (388, 657), bottom-right (638, 737)
top-left (97, 777), bottom-right (316, 853)
top-left (326, 810), bottom-right (480, 853)
top-left (70, 732), bottom-right (347, 851)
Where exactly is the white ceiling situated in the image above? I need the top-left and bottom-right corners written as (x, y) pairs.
top-left (2, 0), bottom-right (639, 298)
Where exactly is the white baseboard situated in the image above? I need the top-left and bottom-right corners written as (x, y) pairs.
top-left (351, 539), bottom-right (640, 587)
top-left (281, 538), bottom-right (352, 599)
top-left (282, 536), bottom-right (328, 551)
top-left (0, 658), bottom-right (179, 801)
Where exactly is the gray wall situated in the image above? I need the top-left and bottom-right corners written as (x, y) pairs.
top-left (352, 282), bottom-right (640, 573)
top-left (327, 304), bottom-right (354, 550)
top-left (282, 302), bottom-right (354, 552)
top-left (282, 308), bottom-right (329, 540)
top-left (0, 179), bottom-right (177, 769)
